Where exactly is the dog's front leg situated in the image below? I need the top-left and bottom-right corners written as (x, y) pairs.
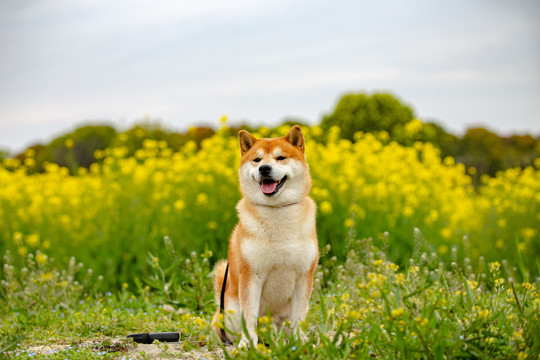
top-left (289, 272), bottom-right (313, 342)
top-left (238, 272), bottom-right (263, 348)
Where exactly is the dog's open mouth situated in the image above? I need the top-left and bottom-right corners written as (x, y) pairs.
top-left (260, 176), bottom-right (287, 196)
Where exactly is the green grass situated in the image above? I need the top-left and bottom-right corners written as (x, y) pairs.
top-left (2, 233), bottom-right (539, 359)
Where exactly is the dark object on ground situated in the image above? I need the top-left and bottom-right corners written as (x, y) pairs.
top-left (127, 332), bottom-right (180, 344)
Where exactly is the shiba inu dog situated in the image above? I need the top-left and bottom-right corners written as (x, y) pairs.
top-left (211, 125), bottom-right (319, 347)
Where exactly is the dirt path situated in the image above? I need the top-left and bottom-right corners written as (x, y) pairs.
top-left (25, 339), bottom-right (227, 359)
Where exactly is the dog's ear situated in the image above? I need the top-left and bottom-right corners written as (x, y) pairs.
top-left (238, 130), bottom-right (257, 154)
top-left (285, 125), bottom-right (305, 152)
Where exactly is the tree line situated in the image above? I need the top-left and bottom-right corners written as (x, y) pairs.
top-left (3, 92), bottom-right (539, 181)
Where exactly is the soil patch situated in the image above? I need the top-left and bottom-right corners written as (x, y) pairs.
top-left (25, 338), bottom-right (227, 359)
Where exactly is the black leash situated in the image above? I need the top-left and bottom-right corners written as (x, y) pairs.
top-left (219, 262), bottom-right (233, 345)
top-left (127, 332), bottom-right (179, 344)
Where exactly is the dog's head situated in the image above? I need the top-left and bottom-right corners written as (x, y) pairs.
top-left (238, 125), bottom-right (311, 207)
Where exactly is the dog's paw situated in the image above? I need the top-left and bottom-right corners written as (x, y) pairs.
top-left (238, 334), bottom-right (257, 349)
top-left (237, 338), bottom-right (250, 349)
top-left (295, 328), bottom-right (308, 343)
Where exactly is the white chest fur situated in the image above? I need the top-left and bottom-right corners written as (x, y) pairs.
top-left (238, 199), bottom-right (317, 316)
top-left (238, 199), bottom-right (317, 276)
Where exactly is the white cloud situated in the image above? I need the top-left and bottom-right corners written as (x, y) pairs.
top-left (1, 0), bottom-right (298, 29)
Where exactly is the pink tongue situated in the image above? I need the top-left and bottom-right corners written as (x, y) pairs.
top-left (261, 181), bottom-right (277, 194)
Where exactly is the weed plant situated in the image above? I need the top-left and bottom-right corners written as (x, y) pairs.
top-left (2, 232), bottom-right (539, 359)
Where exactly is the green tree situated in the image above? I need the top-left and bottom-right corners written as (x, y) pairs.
top-left (457, 128), bottom-right (505, 177)
top-left (15, 144), bottom-right (51, 173)
top-left (48, 124), bottom-right (117, 172)
top-left (418, 121), bottom-right (460, 157)
top-left (0, 148), bottom-right (8, 163)
top-left (504, 134), bottom-right (539, 169)
top-left (118, 122), bottom-right (216, 154)
top-left (321, 92), bottom-right (415, 141)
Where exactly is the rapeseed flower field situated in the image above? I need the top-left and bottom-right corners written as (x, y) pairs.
top-left (1, 124), bottom-right (538, 287)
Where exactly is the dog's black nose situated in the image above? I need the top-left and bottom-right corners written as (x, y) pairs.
top-left (259, 164), bottom-right (272, 177)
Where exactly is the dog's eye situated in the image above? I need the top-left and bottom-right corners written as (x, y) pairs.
top-left (253, 158), bottom-right (261, 163)
top-left (277, 156), bottom-right (286, 161)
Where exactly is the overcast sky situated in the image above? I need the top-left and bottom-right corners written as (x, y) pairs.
top-left (1, 0), bottom-right (539, 153)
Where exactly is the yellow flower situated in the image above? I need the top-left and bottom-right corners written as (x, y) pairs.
top-left (142, 139), bottom-right (158, 149)
top-left (18, 246), bottom-right (28, 257)
top-left (415, 317), bottom-right (429, 327)
top-left (386, 263), bottom-right (399, 272)
top-left (477, 309), bottom-right (490, 321)
top-left (467, 280), bottom-right (478, 291)
top-left (395, 273), bottom-right (406, 285)
top-left (372, 259), bottom-right (383, 267)
top-left (523, 282), bottom-right (533, 290)
top-left (405, 119), bottom-right (423, 137)
top-left (173, 199), bottom-right (185, 211)
top-left (13, 232), bottom-right (23, 245)
top-left (94, 149), bottom-right (105, 159)
top-left (521, 227), bottom-right (537, 241)
top-left (347, 310), bottom-right (364, 320)
top-left (488, 261), bottom-right (500, 273)
top-left (440, 228), bottom-right (452, 239)
top-left (201, 250), bottom-right (213, 258)
top-left (26, 234), bottom-right (40, 247)
top-left (512, 329), bottom-right (523, 343)
top-left (24, 157), bottom-right (36, 167)
top-left (112, 146), bottom-right (128, 158)
top-left (258, 315), bottom-right (273, 325)
top-left (403, 206), bottom-right (414, 217)
top-left (425, 209), bottom-right (439, 224)
top-left (39, 272), bottom-right (54, 282)
top-left (319, 201), bottom-right (333, 214)
top-left (195, 193), bottom-right (208, 206)
top-left (36, 252), bottom-right (48, 266)
top-left (437, 245), bottom-right (449, 255)
top-left (443, 156), bottom-right (455, 166)
top-left (391, 307), bottom-right (404, 318)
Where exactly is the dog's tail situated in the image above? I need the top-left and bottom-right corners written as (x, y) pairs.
top-left (213, 259), bottom-right (228, 305)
